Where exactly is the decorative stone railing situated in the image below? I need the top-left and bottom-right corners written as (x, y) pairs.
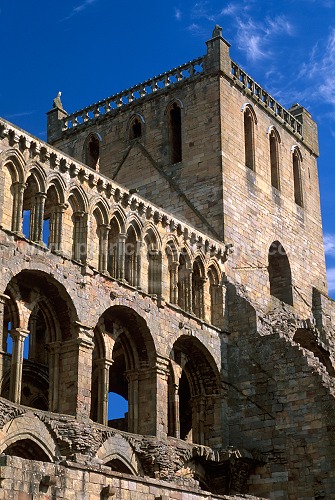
top-left (0, 118), bottom-right (229, 262)
top-left (231, 60), bottom-right (303, 136)
top-left (62, 56), bottom-right (204, 131)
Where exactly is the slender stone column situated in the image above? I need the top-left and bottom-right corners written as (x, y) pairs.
top-left (185, 267), bottom-right (193, 312)
top-left (199, 277), bottom-right (207, 319)
top-left (0, 294), bottom-right (10, 352)
top-left (169, 261), bottom-right (179, 304)
top-left (31, 192), bottom-right (47, 243)
top-left (11, 182), bottom-right (26, 234)
top-left (9, 328), bottom-right (29, 404)
top-left (191, 395), bottom-right (206, 445)
top-left (98, 224), bottom-right (110, 273)
top-left (50, 203), bottom-right (67, 252)
top-left (169, 382), bottom-right (180, 439)
top-left (96, 358), bottom-right (113, 426)
top-left (47, 341), bottom-right (61, 412)
top-left (149, 250), bottom-right (162, 296)
top-left (117, 233), bottom-right (127, 279)
top-left (28, 312), bottom-right (38, 360)
top-left (73, 211), bottom-right (87, 263)
top-left (136, 241), bottom-right (144, 289)
top-left (125, 369), bottom-right (139, 434)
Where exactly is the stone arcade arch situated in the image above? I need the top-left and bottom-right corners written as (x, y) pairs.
top-left (0, 413), bottom-right (58, 462)
top-left (91, 306), bottom-right (159, 436)
top-left (168, 335), bottom-right (222, 447)
top-left (0, 150), bottom-right (25, 233)
top-left (96, 434), bottom-right (141, 475)
top-left (0, 270), bottom-right (81, 414)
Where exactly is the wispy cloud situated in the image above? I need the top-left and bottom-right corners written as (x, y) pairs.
top-left (299, 28), bottom-right (335, 107)
top-left (235, 15), bottom-right (294, 61)
top-left (324, 234), bottom-right (335, 257)
top-left (191, 1), bottom-right (215, 22)
top-left (5, 111), bottom-right (34, 119)
top-left (219, 3), bottom-right (239, 16)
top-left (186, 23), bottom-right (207, 37)
top-left (61, 0), bottom-right (98, 22)
top-left (327, 267), bottom-right (335, 292)
top-left (175, 8), bottom-right (182, 21)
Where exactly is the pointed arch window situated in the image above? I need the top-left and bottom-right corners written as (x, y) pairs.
top-left (243, 105), bottom-right (256, 170)
top-left (292, 146), bottom-right (303, 207)
top-left (169, 102), bottom-right (182, 164)
top-left (84, 134), bottom-right (101, 170)
top-left (192, 258), bottom-right (205, 319)
top-left (269, 127), bottom-right (280, 189)
top-left (129, 115), bottom-right (143, 140)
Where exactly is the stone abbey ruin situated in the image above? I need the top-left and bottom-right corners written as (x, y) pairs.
top-left (0, 25), bottom-right (334, 499)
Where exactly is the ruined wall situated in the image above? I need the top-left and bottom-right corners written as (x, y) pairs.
top-left (226, 283), bottom-right (335, 499)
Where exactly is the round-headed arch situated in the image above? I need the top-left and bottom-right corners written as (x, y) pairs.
top-left (4, 269), bottom-right (79, 341)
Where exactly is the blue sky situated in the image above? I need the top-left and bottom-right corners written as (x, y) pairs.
top-left (0, 0), bottom-right (334, 297)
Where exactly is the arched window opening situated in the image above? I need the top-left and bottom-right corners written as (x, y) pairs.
top-left (178, 252), bottom-right (191, 312)
top-left (268, 241), bottom-right (293, 305)
top-left (244, 107), bottom-right (255, 170)
top-left (144, 230), bottom-right (161, 296)
top-left (3, 439), bottom-right (51, 462)
top-left (293, 148), bottom-right (303, 206)
top-left (85, 134), bottom-right (100, 170)
top-left (129, 116), bottom-right (142, 140)
top-left (66, 192), bottom-right (87, 263)
top-left (92, 306), bottom-right (156, 435)
top-left (192, 258), bottom-right (205, 319)
top-left (43, 185), bottom-right (59, 248)
top-left (179, 370), bottom-right (192, 441)
top-left (21, 308), bottom-right (49, 411)
top-left (125, 225), bottom-right (139, 287)
top-left (208, 266), bottom-right (224, 328)
top-left (2, 270), bottom-right (77, 413)
top-left (270, 130), bottom-right (280, 189)
top-left (169, 102), bottom-right (182, 164)
top-left (168, 337), bottom-right (222, 446)
top-left (3, 162), bottom-right (19, 232)
top-left (22, 174), bottom-right (39, 240)
top-left (90, 208), bottom-right (102, 270)
top-left (165, 243), bottom-right (178, 304)
top-left (108, 341), bottom-right (129, 431)
top-left (108, 217), bottom-right (121, 278)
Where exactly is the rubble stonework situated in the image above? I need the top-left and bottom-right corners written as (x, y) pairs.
top-left (0, 25), bottom-right (334, 499)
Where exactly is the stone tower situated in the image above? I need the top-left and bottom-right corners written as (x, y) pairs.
top-left (0, 26), bottom-right (334, 499)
